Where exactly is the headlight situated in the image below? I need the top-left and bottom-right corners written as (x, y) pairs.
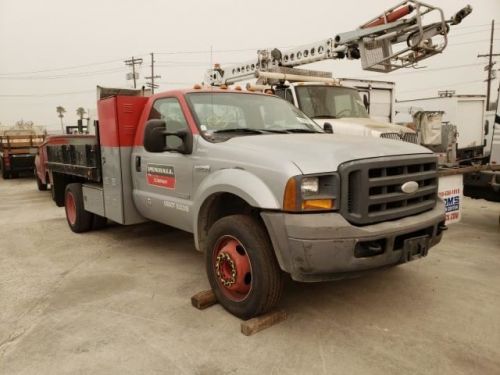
top-left (301, 177), bottom-right (319, 196)
top-left (283, 174), bottom-right (339, 212)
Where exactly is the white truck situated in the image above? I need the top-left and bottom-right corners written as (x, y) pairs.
top-left (396, 92), bottom-right (500, 202)
top-left (205, 1), bottom-right (472, 144)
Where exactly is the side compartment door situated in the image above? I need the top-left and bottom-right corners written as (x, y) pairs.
top-left (132, 97), bottom-right (194, 232)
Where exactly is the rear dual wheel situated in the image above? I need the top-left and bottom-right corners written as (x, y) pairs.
top-left (205, 215), bottom-right (284, 320)
top-left (65, 183), bottom-right (93, 233)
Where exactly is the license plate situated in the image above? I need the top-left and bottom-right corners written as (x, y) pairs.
top-left (402, 235), bottom-right (430, 262)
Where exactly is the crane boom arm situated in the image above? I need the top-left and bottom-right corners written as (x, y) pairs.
top-left (206, 1), bottom-right (471, 86)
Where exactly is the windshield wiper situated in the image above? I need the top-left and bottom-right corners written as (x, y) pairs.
top-left (258, 129), bottom-right (288, 133)
top-left (213, 128), bottom-right (265, 135)
top-left (313, 115), bottom-right (337, 119)
top-left (286, 128), bottom-right (320, 133)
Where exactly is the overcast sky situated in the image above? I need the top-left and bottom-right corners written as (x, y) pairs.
top-left (0, 0), bottom-right (499, 131)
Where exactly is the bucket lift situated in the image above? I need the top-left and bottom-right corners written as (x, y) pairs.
top-left (206, 1), bottom-right (472, 85)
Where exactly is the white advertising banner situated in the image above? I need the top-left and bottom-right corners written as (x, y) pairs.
top-left (438, 174), bottom-right (463, 225)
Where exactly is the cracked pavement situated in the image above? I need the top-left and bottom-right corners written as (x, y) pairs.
top-left (0, 178), bottom-right (499, 375)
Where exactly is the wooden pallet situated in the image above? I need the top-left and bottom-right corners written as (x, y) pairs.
top-left (191, 290), bottom-right (287, 336)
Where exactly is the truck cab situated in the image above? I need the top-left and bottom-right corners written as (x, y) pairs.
top-left (274, 82), bottom-right (417, 142)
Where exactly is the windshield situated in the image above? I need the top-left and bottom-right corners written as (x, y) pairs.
top-left (186, 92), bottom-right (322, 139)
top-left (295, 86), bottom-right (369, 119)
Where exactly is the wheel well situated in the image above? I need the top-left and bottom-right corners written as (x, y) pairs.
top-left (51, 172), bottom-right (87, 206)
top-left (197, 193), bottom-right (259, 252)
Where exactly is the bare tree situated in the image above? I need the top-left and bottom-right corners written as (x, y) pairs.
top-left (56, 106), bottom-right (66, 133)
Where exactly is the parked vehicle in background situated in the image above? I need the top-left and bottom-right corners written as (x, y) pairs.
top-left (396, 92), bottom-right (500, 202)
top-left (44, 86), bottom-right (446, 319)
top-left (0, 130), bottom-right (45, 179)
top-left (34, 137), bottom-right (51, 190)
top-left (395, 94), bottom-right (491, 164)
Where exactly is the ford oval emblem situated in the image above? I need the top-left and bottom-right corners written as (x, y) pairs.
top-left (401, 181), bottom-right (419, 194)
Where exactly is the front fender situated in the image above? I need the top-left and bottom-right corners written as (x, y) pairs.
top-left (192, 168), bottom-right (281, 250)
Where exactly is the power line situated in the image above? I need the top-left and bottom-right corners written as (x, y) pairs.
top-left (0, 59), bottom-right (125, 77)
top-left (451, 29), bottom-right (494, 38)
top-left (449, 38), bottom-right (500, 47)
top-left (359, 62), bottom-right (484, 79)
top-left (0, 89), bottom-right (95, 98)
top-left (452, 23), bottom-right (491, 30)
top-left (398, 79), bottom-right (484, 95)
top-left (0, 67), bottom-right (127, 80)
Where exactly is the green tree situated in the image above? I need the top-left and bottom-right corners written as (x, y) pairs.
top-left (76, 107), bottom-right (86, 120)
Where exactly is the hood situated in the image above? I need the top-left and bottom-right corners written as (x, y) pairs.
top-left (313, 117), bottom-right (414, 137)
top-left (223, 133), bottom-right (432, 175)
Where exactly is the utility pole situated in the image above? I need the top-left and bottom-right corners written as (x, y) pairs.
top-left (145, 52), bottom-right (161, 94)
top-left (124, 56), bottom-right (143, 88)
top-left (478, 20), bottom-right (500, 108)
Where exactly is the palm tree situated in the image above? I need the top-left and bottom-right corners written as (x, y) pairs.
top-left (76, 107), bottom-right (86, 120)
top-left (56, 106), bottom-right (66, 133)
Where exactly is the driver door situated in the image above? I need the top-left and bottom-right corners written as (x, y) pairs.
top-left (132, 97), bottom-right (193, 231)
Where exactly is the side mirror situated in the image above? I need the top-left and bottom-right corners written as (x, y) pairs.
top-left (323, 122), bottom-right (334, 134)
top-left (143, 119), bottom-right (193, 154)
top-left (363, 95), bottom-right (370, 111)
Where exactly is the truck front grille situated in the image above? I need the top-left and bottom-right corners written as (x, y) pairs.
top-left (339, 155), bottom-right (438, 225)
top-left (380, 132), bottom-right (418, 144)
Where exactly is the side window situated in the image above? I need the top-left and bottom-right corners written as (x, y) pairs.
top-left (274, 87), bottom-right (295, 104)
top-left (148, 98), bottom-right (189, 148)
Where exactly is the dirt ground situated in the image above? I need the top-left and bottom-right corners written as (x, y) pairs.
top-left (0, 177), bottom-right (499, 375)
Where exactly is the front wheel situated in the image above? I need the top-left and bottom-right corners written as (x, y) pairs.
top-left (205, 215), bottom-right (284, 320)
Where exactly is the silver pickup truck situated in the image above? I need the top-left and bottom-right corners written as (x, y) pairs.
top-left (46, 87), bottom-right (446, 319)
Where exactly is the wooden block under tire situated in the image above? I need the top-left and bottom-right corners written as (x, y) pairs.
top-left (240, 310), bottom-right (287, 336)
top-left (191, 290), bottom-right (218, 310)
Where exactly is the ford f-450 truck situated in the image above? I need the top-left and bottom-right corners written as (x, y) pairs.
top-left (46, 86), bottom-right (446, 319)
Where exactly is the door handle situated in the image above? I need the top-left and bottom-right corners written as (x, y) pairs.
top-left (135, 156), bottom-right (141, 172)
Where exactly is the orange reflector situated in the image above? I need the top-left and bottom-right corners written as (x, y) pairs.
top-left (234, 85), bottom-right (242, 91)
top-left (302, 199), bottom-right (334, 210)
top-left (283, 178), bottom-right (298, 211)
top-left (193, 84), bottom-right (202, 90)
top-left (220, 84), bottom-right (228, 90)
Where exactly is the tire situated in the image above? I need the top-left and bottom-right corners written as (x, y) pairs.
top-left (64, 183), bottom-right (93, 233)
top-left (52, 173), bottom-right (66, 207)
top-left (205, 214), bottom-right (284, 320)
top-left (1, 160), bottom-right (10, 179)
top-left (36, 173), bottom-right (47, 191)
top-left (92, 214), bottom-right (107, 230)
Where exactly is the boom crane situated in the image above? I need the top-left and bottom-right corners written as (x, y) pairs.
top-left (206, 1), bottom-right (472, 86)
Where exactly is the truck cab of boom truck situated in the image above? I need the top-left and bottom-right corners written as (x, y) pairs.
top-left (272, 81), bottom-right (417, 143)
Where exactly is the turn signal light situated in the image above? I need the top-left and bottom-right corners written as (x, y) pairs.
top-left (302, 199), bottom-right (334, 210)
top-left (283, 177), bottom-right (298, 211)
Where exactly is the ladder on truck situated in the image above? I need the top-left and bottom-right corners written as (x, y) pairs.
top-left (206, 1), bottom-right (472, 86)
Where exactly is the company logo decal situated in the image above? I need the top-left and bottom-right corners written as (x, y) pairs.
top-left (401, 181), bottom-right (419, 194)
top-left (147, 164), bottom-right (175, 189)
